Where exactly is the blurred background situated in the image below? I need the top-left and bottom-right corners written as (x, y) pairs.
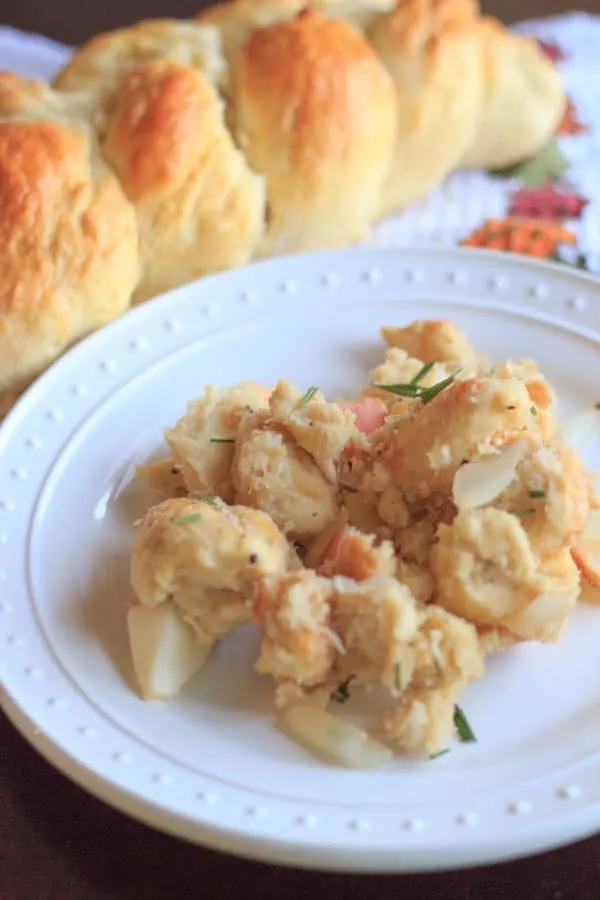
top-left (3, 0), bottom-right (600, 43)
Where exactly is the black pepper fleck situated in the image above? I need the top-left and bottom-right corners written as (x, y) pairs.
top-left (248, 553), bottom-right (259, 564)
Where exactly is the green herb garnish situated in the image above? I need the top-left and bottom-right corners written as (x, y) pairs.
top-left (595, 401), bottom-right (600, 411)
top-left (430, 749), bottom-right (450, 760)
top-left (409, 360), bottom-right (436, 386)
top-left (331, 675), bottom-right (354, 704)
top-left (421, 371), bottom-right (461, 405)
top-left (516, 507), bottom-right (536, 518)
top-left (210, 437), bottom-right (235, 443)
top-left (173, 514), bottom-right (203, 525)
top-left (528, 490), bottom-right (546, 499)
top-left (454, 705), bottom-right (477, 743)
top-left (300, 386), bottom-right (319, 405)
top-left (373, 370), bottom-right (460, 406)
top-left (531, 405), bottom-right (538, 416)
top-left (394, 663), bottom-right (402, 691)
top-left (372, 382), bottom-right (421, 399)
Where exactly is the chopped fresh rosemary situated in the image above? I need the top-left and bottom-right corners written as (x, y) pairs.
top-left (595, 401), bottom-right (600, 411)
top-left (373, 369), bottom-right (461, 406)
top-left (331, 675), bottom-right (354, 704)
top-left (530, 405), bottom-right (538, 416)
top-left (394, 663), bottom-right (402, 692)
top-left (421, 371), bottom-right (461, 405)
top-left (300, 386), bottom-right (319, 405)
top-left (516, 507), bottom-right (536, 518)
top-left (528, 489), bottom-right (546, 499)
top-left (409, 360), bottom-right (436, 386)
top-left (210, 437), bottom-right (235, 443)
top-left (372, 382), bottom-right (421, 399)
top-left (173, 514), bottom-right (202, 525)
top-left (430, 749), bottom-right (450, 760)
top-left (454, 705), bottom-right (477, 743)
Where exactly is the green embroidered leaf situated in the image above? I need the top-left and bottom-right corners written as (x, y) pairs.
top-left (490, 139), bottom-right (569, 188)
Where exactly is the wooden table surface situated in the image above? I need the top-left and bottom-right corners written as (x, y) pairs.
top-left (2, 1), bottom-right (600, 897)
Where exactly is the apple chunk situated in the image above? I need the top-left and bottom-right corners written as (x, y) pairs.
top-left (571, 537), bottom-right (600, 603)
top-left (127, 603), bottom-right (210, 700)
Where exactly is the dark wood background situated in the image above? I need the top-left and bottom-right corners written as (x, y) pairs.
top-left (2, 0), bottom-right (600, 43)
top-left (2, 0), bottom-right (600, 898)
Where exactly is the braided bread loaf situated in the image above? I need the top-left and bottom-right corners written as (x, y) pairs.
top-left (0, 0), bottom-right (566, 413)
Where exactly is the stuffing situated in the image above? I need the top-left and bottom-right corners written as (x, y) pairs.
top-left (126, 317), bottom-right (597, 765)
top-left (165, 381), bottom-right (270, 501)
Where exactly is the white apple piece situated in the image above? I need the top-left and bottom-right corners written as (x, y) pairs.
top-left (283, 705), bottom-right (393, 769)
top-left (127, 602), bottom-right (210, 700)
top-left (452, 440), bottom-right (527, 511)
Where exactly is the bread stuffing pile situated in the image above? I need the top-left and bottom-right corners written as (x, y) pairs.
top-left (127, 319), bottom-right (600, 767)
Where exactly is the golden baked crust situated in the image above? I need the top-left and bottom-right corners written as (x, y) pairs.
top-left (236, 8), bottom-right (396, 256)
top-left (54, 18), bottom-right (225, 97)
top-left (103, 59), bottom-right (265, 302)
top-left (197, 0), bottom-right (395, 95)
top-left (461, 17), bottom-right (566, 169)
top-left (369, 0), bottom-right (484, 212)
top-left (0, 73), bottom-right (139, 413)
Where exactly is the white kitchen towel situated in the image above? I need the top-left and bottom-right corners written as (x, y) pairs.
top-left (1, 13), bottom-right (599, 271)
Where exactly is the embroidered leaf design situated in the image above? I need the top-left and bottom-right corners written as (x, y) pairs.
top-left (556, 98), bottom-right (588, 136)
top-left (509, 186), bottom-right (589, 220)
top-left (550, 250), bottom-right (589, 271)
top-left (489, 139), bottom-right (569, 188)
top-left (537, 39), bottom-right (566, 63)
top-left (461, 217), bottom-right (577, 259)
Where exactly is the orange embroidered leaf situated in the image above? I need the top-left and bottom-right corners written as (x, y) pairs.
top-left (556, 98), bottom-right (588, 136)
top-left (509, 186), bottom-right (589, 219)
top-left (461, 218), bottom-right (577, 259)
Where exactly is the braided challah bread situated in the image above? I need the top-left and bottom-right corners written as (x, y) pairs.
top-left (0, 0), bottom-right (566, 414)
top-left (236, 9), bottom-right (397, 255)
top-left (54, 18), bottom-right (226, 96)
top-left (461, 15), bottom-right (565, 169)
top-left (0, 72), bottom-right (139, 417)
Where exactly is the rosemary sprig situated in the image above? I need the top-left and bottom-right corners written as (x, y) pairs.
top-left (372, 382), bottom-right (421, 399)
top-left (528, 490), bottom-right (546, 499)
top-left (515, 507), bottom-right (536, 518)
top-left (421, 371), bottom-right (461, 405)
top-left (409, 360), bottom-right (436, 386)
top-left (454, 705), bottom-right (477, 743)
top-left (210, 437), bottom-right (235, 443)
top-left (394, 663), bottom-right (402, 692)
top-left (331, 675), bottom-right (354, 704)
top-left (173, 514), bottom-right (203, 525)
top-left (373, 370), bottom-right (460, 406)
top-left (430, 749), bottom-right (450, 760)
top-left (530, 405), bottom-right (538, 416)
top-left (300, 386), bottom-right (319, 405)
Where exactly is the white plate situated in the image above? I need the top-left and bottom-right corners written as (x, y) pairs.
top-left (1, 247), bottom-right (600, 873)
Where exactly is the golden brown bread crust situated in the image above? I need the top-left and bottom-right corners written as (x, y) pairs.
top-left (236, 8), bottom-right (396, 256)
top-left (103, 59), bottom-right (265, 302)
top-left (197, 0), bottom-right (394, 96)
top-left (0, 3), bottom-right (567, 416)
top-left (460, 17), bottom-right (566, 169)
top-left (0, 73), bottom-right (139, 411)
top-left (54, 18), bottom-right (225, 97)
top-left (368, 0), bottom-right (483, 211)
